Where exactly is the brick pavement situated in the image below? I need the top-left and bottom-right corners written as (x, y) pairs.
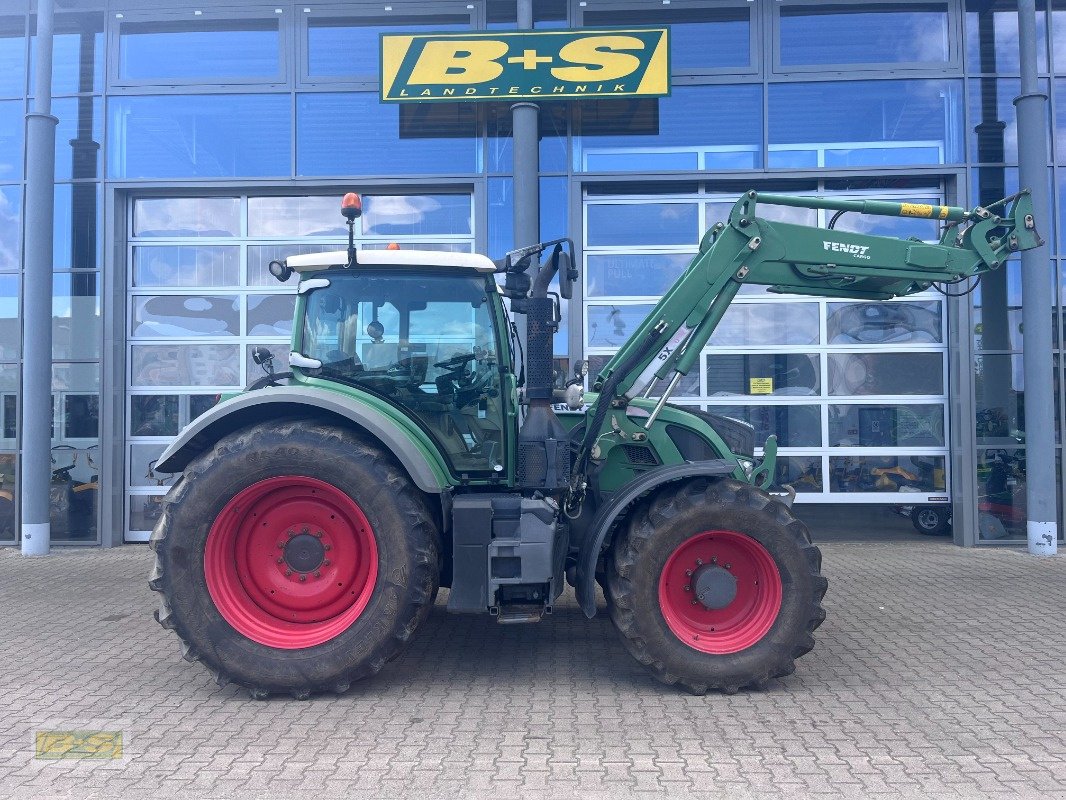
top-left (0, 540), bottom-right (1064, 799)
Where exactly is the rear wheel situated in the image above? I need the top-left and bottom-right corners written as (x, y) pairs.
top-left (911, 506), bottom-right (950, 535)
top-left (149, 420), bottom-right (439, 698)
top-left (607, 478), bottom-right (827, 694)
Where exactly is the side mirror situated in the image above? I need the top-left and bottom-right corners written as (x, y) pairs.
top-left (555, 250), bottom-right (574, 300)
top-left (268, 259), bottom-right (293, 283)
top-left (251, 345), bottom-right (276, 376)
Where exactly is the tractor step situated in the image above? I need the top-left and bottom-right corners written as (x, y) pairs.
top-left (492, 603), bottom-right (549, 624)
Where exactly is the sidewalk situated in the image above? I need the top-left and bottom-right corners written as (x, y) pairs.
top-left (0, 540), bottom-right (1064, 799)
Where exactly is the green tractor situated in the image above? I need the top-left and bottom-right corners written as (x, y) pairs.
top-left (150, 189), bottom-right (1040, 697)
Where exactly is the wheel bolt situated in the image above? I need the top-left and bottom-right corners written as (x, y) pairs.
top-left (276, 558), bottom-right (284, 564)
top-left (313, 530), bottom-right (323, 538)
top-left (685, 569), bottom-right (693, 577)
top-left (683, 585), bottom-right (691, 592)
top-left (302, 526), bottom-right (310, 534)
top-left (299, 574), bottom-right (307, 582)
top-left (711, 556), bottom-right (718, 564)
top-left (323, 559), bottom-right (332, 567)
top-left (285, 569), bottom-right (292, 576)
top-left (277, 542), bottom-right (285, 549)
top-left (691, 599), bottom-right (698, 605)
top-left (313, 570), bottom-right (321, 578)
top-left (724, 563), bottom-right (731, 570)
top-left (323, 544), bottom-right (331, 551)
top-left (695, 558), bottom-right (703, 566)
top-left (287, 530), bottom-right (295, 538)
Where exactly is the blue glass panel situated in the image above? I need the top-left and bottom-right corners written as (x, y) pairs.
top-left (54, 183), bottom-right (101, 270)
top-left (966, 0), bottom-right (1048, 73)
top-left (585, 252), bottom-right (692, 297)
top-left (487, 102), bottom-right (567, 174)
top-left (540, 176), bottom-right (567, 244)
top-left (297, 93), bottom-right (477, 176)
top-left (586, 203), bottom-right (698, 247)
top-left (780, 3), bottom-right (949, 66)
top-left (119, 20), bottom-right (279, 81)
top-left (0, 19), bottom-right (26, 98)
top-left (0, 185), bottom-right (20, 271)
top-left (0, 274), bottom-right (17, 359)
top-left (583, 7), bottom-right (750, 70)
top-left (969, 78), bottom-right (1052, 164)
top-left (52, 271), bottom-right (100, 360)
top-left (53, 96), bottom-right (101, 181)
top-left (0, 100), bottom-right (23, 181)
top-left (768, 81), bottom-right (964, 167)
top-left (487, 177), bottom-right (512, 258)
top-left (109, 95), bottom-right (291, 179)
top-left (708, 405), bottom-right (822, 448)
top-left (307, 17), bottom-right (469, 78)
top-left (574, 84), bottom-right (762, 172)
top-left (362, 195), bottom-right (472, 236)
top-left (31, 14), bottom-right (104, 95)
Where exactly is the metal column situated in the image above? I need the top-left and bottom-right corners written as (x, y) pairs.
top-left (20, 0), bottom-right (58, 556)
top-left (1015, 0), bottom-right (1058, 555)
top-left (511, 0), bottom-right (540, 358)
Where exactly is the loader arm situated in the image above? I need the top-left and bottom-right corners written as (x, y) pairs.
top-left (574, 189), bottom-right (1042, 489)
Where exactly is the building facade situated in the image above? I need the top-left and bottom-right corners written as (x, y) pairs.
top-left (0, 0), bottom-right (1061, 546)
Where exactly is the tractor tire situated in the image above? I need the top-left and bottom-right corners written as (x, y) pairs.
top-left (911, 506), bottom-right (951, 535)
top-left (149, 419), bottom-right (439, 699)
top-left (607, 478), bottom-right (827, 695)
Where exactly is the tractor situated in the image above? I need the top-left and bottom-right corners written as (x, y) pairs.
top-left (149, 189), bottom-right (1040, 697)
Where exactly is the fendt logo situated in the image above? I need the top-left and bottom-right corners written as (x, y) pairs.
top-left (823, 241), bottom-right (872, 260)
top-left (380, 29), bottom-right (669, 102)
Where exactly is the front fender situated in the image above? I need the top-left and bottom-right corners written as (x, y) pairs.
top-left (153, 386), bottom-right (450, 494)
top-left (576, 460), bottom-right (738, 618)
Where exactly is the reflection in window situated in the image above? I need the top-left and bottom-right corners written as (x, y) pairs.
top-left (707, 353), bottom-right (820, 397)
top-left (587, 305), bottom-right (652, 348)
top-left (827, 301), bottom-right (942, 345)
top-left (48, 441), bottom-right (99, 540)
top-left (586, 203), bottom-right (697, 247)
top-left (248, 295), bottom-right (296, 337)
top-left (297, 94), bottom-right (477, 177)
top-left (828, 404), bottom-right (945, 447)
top-left (53, 272), bottom-right (100, 360)
top-left (130, 344), bottom-right (241, 387)
top-left (110, 95), bottom-right (290, 179)
top-left (709, 303), bottom-right (820, 347)
top-left (362, 195), bottom-right (472, 236)
top-left (0, 101), bottom-right (24, 181)
top-left (0, 186), bottom-right (19, 271)
top-left (976, 448), bottom-right (1027, 539)
top-left (830, 455), bottom-right (946, 492)
top-left (779, 3), bottom-right (949, 66)
top-left (0, 450), bottom-right (13, 540)
top-left (64, 394), bottom-right (99, 438)
top-left (131, 296), bottom-right (241, 338)
top-left (52, 97), bottom-right (102, 182)
top-left (0, 17), bottom-right (25, 98)
top-left (133, 198), bottom-right (240, 238)
top-left (133, 246), bottom-right (240, 288)
top-left (965, 0), bottom-right (1047, 73)
top-left (307, 16), bottom-right (469, 78)
top-left (777, 455), bottom-right (823, 492)
top-left (972, 261), bottom-right (1033, 350)
top-left (249, 196), bottom-right (348, 238)
top-left (974, 354), bottom-right (1024, 443)
top-left (119, 19), bottom-right (279, 81)
top-left (584, 6), bottom-right (750, 71)
top-left (54, 184), bottom-right (100, 270)
top-left (588, 354), bottom-right (698, 396)
top-left (487, 102), bottom-right (568, 174)
top-left (768, 80), bottom-right (963, 167)
top-left (709, 405), bottom-right (822, 448)
top-left (575, 84), bottom-right (763, 172)
top-left (827, 352), bottom-right (943, 396)
top-left (31, 12), bottom-right (104, 95)
top-left (130, 395), bottom-right (179, 437)
top-left (0, 274), bottom-right (17, 360)
top-left (246, 343), bottom-right (289, 381)
top-left (248, 244), bottom-right (334, 287)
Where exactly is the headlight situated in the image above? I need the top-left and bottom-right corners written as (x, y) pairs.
top-left (737, 457), bottom-right (755, 478)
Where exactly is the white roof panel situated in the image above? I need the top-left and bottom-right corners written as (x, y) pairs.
top-left (286, 249), bottom-right (497, 274)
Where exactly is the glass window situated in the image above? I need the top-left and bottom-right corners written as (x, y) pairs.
top-left (709, 302), bottom-right (820, 346)
top-left (972, 261), bottom-right (1036, 350)
top-left (827, 301), bottom-right (942, 345)
top-left (53, 272), bottom-right (100, 360)
top-left (0, 450), bottom-right (14, 540)
top-left (487, 177), bottom-right (569, 259)
top-left (133, 198), bottom-right (240, 238)
top-left (828, 404), bottom-right (945, 446)
top-left (966, 0), bottom-right (1047, 73)
top-left (768, 80), bottom-right (964, 167)
top-left (297, 93), bottom-right (477, 176)
top-left (248, 244), bottom-right (333, 287)
top-left (52, 97), bottom-right (102, 181)
top-left (0, 100), bottom-right (24, 181)
top-left (64, 394), bottom-right (99, 438)
top-left (975, 447), bottom-right (1026, 539)
top-left (974, 354), bottom-right (1024, 442)
top-left (827, 352), bottom-right (944, 396)
top-left (130, 344), bottom-right (241, 388)
top-left (0, 274), bottom-right (17, 360)
top-left (587, 304), bottom-right (652, 348)
top-left (246, 343), bottom-right (290, 382)
top-left (362, 195), bottom-right (472, 236)
top-left (133, 246), bottom-right (240, 288)
top-left (130, 395), bottom-right (179, 437)
top-left (779, 3), bottom-right (949, 66)
top-left (118, 19), bottom-right (280, 81)
top-left (0, 184), bottom-right (20, 271)
top-left (707, 353), bottom-right (821, 397)
top-left (131, 295), bottom-right (241, 338)
top-left (584, 253), bottom-right (690, 298)
top-left (969, 78), bottom-right (1053, 164)
top-left (0, 17), bottom-right (25, 98)
top-left (307, 15), bottom-right (469, 79)
top-left (54, 183), bottom-right (102, 270)
top-left (708, 404), bottom-right (822, 448)
top-left (52, 361), bottom-right (99, 392)
top-left (584, 6), bottom-right (750, 71)
top-left (575, 84), bottom-right (763, 172)
top-left (830, 454), bottom-right (946, 492)
top-left (249, 196), bottom-right (347, 238)
top-left (588, 354), bottom-right (698, 396)
top-left (586, 203), bottom-right (698, 247)
top-left (487, 102), bottom-right (568, 174)
top-left (109, 95), bottom-right (291, 179)
top-left (30, 13), bottom-right (104, 95)
top-left (248, 295), bottom-right (296, 337)
top-left (776, 455), bottom-right (823, 492)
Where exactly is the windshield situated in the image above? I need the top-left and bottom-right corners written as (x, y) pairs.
top-left (299, 271), bottom-right (506, 476)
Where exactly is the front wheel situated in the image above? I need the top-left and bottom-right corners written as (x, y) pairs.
top-left (607, 478), bottom-right (827, 694)
top-left (149, 420), bottom-right (439, 698)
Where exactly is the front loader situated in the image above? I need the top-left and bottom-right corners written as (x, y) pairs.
top-left (149, 189), bottom-right (1041, 697)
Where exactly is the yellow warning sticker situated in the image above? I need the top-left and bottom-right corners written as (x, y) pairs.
top-left (900, 202), bottom-right (934, 218)
top-left (749, 377), bottom-right (773, 395)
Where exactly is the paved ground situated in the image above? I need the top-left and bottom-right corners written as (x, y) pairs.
top-left (0, 540), bottom-right (1064, 800)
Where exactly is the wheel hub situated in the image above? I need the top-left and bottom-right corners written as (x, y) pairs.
top-left (692, 564), bottom-right (737, 610)
top-left (284, 531), bottom-right (325, 573)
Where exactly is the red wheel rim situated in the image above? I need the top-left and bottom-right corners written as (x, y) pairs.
top-left (658, 530), bottom-right (782, 654)
top-left (204, 476), bottom-right (378, 649)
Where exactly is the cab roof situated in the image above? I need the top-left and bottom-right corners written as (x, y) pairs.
top-left (286, 249), bottom-right (497, 274)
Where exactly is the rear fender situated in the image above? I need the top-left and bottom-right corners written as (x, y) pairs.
top-left (153, 386), bottom-right (450, 494)
top-left (576, 460), bottom-right (737, 618)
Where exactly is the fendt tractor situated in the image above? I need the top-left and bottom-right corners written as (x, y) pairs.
top-left (150, 189), bottom-right (1040, 698)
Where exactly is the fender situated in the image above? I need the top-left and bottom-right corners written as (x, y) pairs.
top-left (576, 460), bottom-right (738, 618)
top-left (153, 386), bottom-right (449, 494)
